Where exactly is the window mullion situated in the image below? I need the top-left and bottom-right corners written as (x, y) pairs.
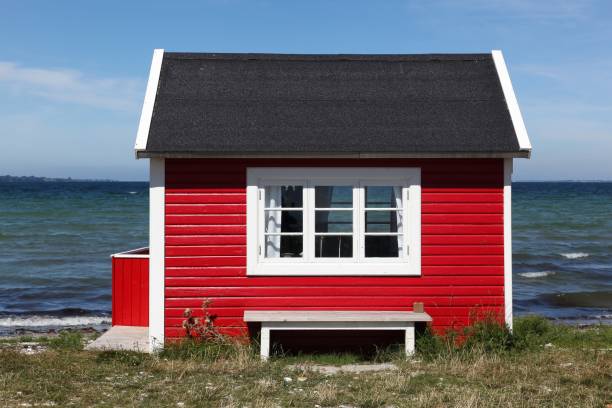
top-left (357, 182), bottom-right (364, 261)
top-left (305, 182), bottom-right (313, 261)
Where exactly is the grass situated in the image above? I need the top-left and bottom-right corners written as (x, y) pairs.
top-left (0, 317), bottom-right (610, 407)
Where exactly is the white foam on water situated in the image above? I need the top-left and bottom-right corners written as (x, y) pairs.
top-left (560, 252), bottom-right (589, 259)
top-left (518, 271), bottom-right (555, 278)
top-left (0, 315), bottom-right (110, 327)
top-left (128, 191), bottom-right (138, 194)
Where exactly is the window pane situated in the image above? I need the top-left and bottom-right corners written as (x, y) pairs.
top-left (315, 235), bottom-right (353, 258)
top-left (365, 235), bottom-right (403, 258)
top-left (315, 210), bottom-right (352, 233)
top-left (265, 210), bottom-right (303, 233)
top-left (315, 186), bottom-right (352, 208)
top-left (365, 211), bottom-right (403, 233)
top-left (265, 235), bottom-right (303, 258)
top-left (365, 186), bottom-right (402, 208)
top-left (265, 185), bottom-right (303, 208)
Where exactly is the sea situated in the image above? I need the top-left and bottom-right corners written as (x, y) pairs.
top-left (0, 181), bottom-right (610, 335)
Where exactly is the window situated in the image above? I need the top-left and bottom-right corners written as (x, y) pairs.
top-left (247, 168), bottom-right (421, 276)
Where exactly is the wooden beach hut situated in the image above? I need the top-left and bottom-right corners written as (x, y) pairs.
top-left (106, 50), bottom-right (531, 355)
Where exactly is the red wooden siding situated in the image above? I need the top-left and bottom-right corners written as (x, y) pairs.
top-left (112, 255), bottom-right (149, 326)
top-left (165, 158), bottom-right (505, 339)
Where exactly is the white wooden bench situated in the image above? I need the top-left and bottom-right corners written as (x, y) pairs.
top-left (244, 310), bottom-right (432, 360)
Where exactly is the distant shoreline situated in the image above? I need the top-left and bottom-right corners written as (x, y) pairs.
top-left (0, 175), bottom-right (138, 183)
top-left (1, 175), bottom-right (611, 183)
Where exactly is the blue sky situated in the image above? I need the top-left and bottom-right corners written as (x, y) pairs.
top-left (1, 1), bottom-right (611, 181)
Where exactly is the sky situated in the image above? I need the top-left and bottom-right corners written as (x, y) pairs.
top-left (0, 0), bottom-right (611, 181)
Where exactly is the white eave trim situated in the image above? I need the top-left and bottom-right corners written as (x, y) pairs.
top-left (134, 49), bottom-right (164, 156)
top-left (492, 50), bottom-right (532, 154)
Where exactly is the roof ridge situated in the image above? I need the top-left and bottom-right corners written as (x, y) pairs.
top-left (163, 52), bottom-right (492, 62)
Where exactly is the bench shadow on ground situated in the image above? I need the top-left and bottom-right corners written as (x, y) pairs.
top-left (266, 329), bottom-right (408, 363)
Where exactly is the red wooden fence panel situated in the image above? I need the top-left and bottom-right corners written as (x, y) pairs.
top-left (112, 248), bottom-right (149, 327)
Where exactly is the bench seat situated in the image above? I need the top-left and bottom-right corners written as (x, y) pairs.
top-left (244, 310), bottom-right (432, 360)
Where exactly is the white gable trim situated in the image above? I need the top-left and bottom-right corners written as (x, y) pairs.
top-left (134, 49), bottom-right (164, 155)
top-left (492, 50), bottom-right (532, 153)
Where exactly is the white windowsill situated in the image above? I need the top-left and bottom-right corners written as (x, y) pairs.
top-left (247, 261), bottom-right (420, 276)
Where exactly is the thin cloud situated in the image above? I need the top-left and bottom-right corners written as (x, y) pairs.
top-left (0, 61), bottom-right (143, 112)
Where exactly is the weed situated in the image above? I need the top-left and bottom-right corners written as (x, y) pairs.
top-left (41, 331), bottom-right (84, 351)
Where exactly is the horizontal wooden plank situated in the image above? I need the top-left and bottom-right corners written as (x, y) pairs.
top-left (422, 173), bottom-right (503, 184)
top-left (165, 286), bottom-right (504, 298)
top-left (421, 187), bottom-right (502, 194)
top-left (422, 255), bottom-right (504, 266)
top-left (422, 235), bottom-right (503, 245)
top-left (166, 184), bottom-right (246, 195)
top-left (166, 204), bottom-right (246, 215)
top-left (422, 225), bottom-right (504, 235)
top-left (165, 315), bottom-right (487, 329)
top-left (166, 317), bottom-right (244, 327)
top-left (422, 266), bottom-right (504, 276)
top-left (165, 193), bottom-right (246, 204)
top-left (166, 214), bottom-right (246, 225)
top-left (164, 275), bottom-right (503, 287)
top-left (166, 246), bottom-right (246, 257)
top-left (166, 256), bottom-right (246, 267)
top-left (165, 173), bottom-right (245, 183)
top-left (165, 327), bottom-right (247, 338)
top-left (166, 235), bottom-right (246, 246)
top-left (166, 225), bottom-right (246, 235)
top-left (165, 267), bottom-right (247, 277)
top-left (422, 245), bottom-right (503, 256)
top-left (422, 214), bottom-right (503, 225)
top-left (165, 295), bottom-right (505, 308)
top-left (164, 265), bottom-right (504, 278)
top-left (422, 203), bottom-right (503, 214)
top-left (165, 306), bottom-right (505, 318)
top-left (422, 193), bottom-right (503, 203)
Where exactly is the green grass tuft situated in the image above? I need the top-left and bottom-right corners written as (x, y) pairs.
top-left (40, 331), bottom-right (84, 351)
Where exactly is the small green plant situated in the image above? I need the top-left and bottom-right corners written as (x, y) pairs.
top-left (462, 312), bottom-right (514, 353)
top-left (95, 350), bottom-right (146, 366)
top-left (42, 331), bottom-right (84, 351)
top-left (161, 337), bottom-right (248, 362)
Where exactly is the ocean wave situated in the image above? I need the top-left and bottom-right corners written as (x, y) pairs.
top-left (538, 291), bottom-right (612, 309)
top-left (560, 252), bottom-right (589, 259)
top-left (0, 315), bottom-right (110, 327)
top-left (518, 271), bottom-right (555, 278)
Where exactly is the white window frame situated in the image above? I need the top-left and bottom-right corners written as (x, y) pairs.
top-left (247, 168), bottom-right (421, 276)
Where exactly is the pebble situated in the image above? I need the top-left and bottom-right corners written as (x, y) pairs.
top-left (283, 376), bottom-right (292, 383)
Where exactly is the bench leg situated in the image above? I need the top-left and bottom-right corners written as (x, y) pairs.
top-left (260, 326), bottom-right (270, 361)
top-left (405, 323), bottom-right (415, 357)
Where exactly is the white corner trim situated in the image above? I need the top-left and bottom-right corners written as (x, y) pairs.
top-left (148, 158), bottom-right (165, 352)
top-left (492, 50), bottom-right (532, 152)
top-left (134, 49), bottom-right (164, 154)
top-left (503, 158), bottom-right (513, 329)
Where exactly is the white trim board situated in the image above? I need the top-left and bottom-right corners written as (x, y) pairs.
top-left (492, 50), bottom-right (532, 154)
top-left (134, 49), bottom-right (164, 155)
top-left (503, 158), bottom-right (513, 329)
top-left (148, 158), bottom-right (165, 352)
top-left (110, 247), bottom-right (150, 259)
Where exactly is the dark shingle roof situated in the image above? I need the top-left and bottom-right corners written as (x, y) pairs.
top-left (139, 52), bottom-right (528, 157)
